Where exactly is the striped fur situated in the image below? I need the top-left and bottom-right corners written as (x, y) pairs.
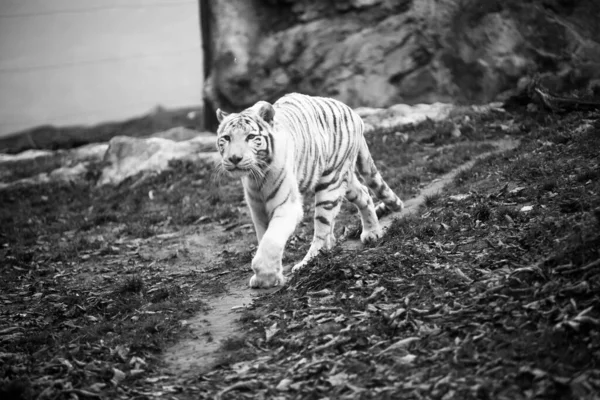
top-left (216, 93), bottom-right (403, 288)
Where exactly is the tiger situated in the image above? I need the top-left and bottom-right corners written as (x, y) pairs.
top-left (215, 93), bottom-right (404, 288)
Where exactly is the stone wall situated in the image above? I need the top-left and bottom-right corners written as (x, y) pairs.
top-left (203, 0), bottom-right (600, 112)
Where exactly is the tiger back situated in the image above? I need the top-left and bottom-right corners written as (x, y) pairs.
top-left (216, 93), bottom-right (403, 288)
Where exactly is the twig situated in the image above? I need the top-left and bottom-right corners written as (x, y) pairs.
top-left (311, 335), bottom-right (351, 353)
top-left (557, 258), bottom-right (600, 275)
top-left (528, 81), bottom-right (600, 113)
top-left (65, 389), bottom-right (103, 399)
top-left (377, 336), bottom-right (420, 356)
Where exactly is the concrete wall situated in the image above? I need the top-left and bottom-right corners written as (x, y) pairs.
top-left (0, 0), bottom-right (203, 137)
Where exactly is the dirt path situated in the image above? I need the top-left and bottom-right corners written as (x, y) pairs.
top-left (162, 223), bottom-right (278, 377)
top-left (394, 138), bottom-right (518, 219)
top-left (164, 279), bottom-right (254, 376)
top-left (161, 137), bottom-right (519, 376)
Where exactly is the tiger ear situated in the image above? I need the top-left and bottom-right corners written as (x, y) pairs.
top-left (252, 101), bottom-right (275, 124)
top-left (216, 108), bottom-right (229, 123)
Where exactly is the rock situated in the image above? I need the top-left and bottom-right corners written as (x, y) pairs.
top-left (0, 129), bottom-right (218, 189)
top-left (0, 149), bottom-right (55, 164)
top-left (98, 136), bottom-right (218, 186)
top-left (48, 163), bottom-right (89, 182)
top-left (360, 103), bottom-right (455, 133)
top-left (70, 143), bottom-right (109, 161)
top-left (204, 0), bottom-right (600, 112)
top-left (0, 143), bottom-right (108, 185)
top-left (0, 162), bottom-right (89, 191)
top-left (358, 102), bottom-right (504, 134)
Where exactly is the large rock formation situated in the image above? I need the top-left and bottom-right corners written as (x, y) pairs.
top-left (204, 0), bottom-right (600, 113)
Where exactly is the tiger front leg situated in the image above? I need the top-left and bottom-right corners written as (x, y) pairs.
top-left (249, 200), bottom-right (303, 288)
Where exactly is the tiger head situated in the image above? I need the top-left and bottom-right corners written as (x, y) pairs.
top-left (215, 101), bottom-right (275, 178)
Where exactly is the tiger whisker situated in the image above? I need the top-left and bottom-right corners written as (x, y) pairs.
top-left (248, 165), bottom-right (265, 183)
top-left (211, 162), bottom-right (230, 184)
top-left (256, 159), bottom-right (272, 175)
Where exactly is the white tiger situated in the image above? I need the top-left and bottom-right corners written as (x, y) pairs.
top-left (216, 93), bottom-right (403, 288)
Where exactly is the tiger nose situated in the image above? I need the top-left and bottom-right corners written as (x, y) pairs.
top-left (229, 155), bottom-right (243, 165)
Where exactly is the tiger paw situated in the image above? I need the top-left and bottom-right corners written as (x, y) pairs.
top-left (249, 271), bottom-right (285, 288)
top-left (291, 261), bottom-right (307, 273)
top-left (360, 229), bottom-right (382, 244)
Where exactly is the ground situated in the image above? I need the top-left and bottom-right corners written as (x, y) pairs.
top-left (0, 106), bottom-right (598, 399)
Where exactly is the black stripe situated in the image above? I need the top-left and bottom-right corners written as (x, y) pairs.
top-left (368, 177), bottom-right (382, 190)
top-left (268, 191), bottom-right (292, 220)
top-left (340, 105), bottom-right (351, 133)
top-left (265, 169), bottom-right (286, 201)
top-left (322, 163), bottom-right (337, 177)
top-left (315, 199), bottom-right (340, 210)
top-left (268, 132), bottom-right (275, 160)
top-left (316, 215), bottom-right (330, 226)
top-left (316, 173), bottom-right (347, 194)
top-left (300, 144), bottom-right (311, 186)
top-left (288, 102), bottom-right (311, 137)
top-left (301, 156), bottom-right (317, 193)
top-left (313, 102), bottom-right (329, 131)
top-left (287, 101), bottom-right (310, 131)
top-left (357, 151), bottom-right (367, 175)
top-left (376, 185), bottom-right (389, 198)
top-left (323, 100), bottom-right (339, 133)
top-left (300, 162), bottom-right (311, 192)
top-left (331, 107), bottom-right (351, 167)
top-left (302, 141), bottom-right (319, 191)
top-left (315, 180), bottom-right (334, 193)
top-left (327, 101), bottom-right (343, 151)
top-left (331, 177), bottom-right (347, 192)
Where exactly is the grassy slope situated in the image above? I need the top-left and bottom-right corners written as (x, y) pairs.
top-left (198, 112), bottom-right (600, 399)
top-left (0, 161), bottom-right (246, 399)
top-left (1, 109), bottom-right (598, 399)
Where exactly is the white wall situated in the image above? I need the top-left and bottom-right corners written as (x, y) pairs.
top-left (0, 0), bottom-right (203, 137)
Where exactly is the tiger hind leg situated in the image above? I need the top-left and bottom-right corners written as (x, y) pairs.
top-left (357, 137), bottom-right (404, 218)
top-left (291, 185), bottom-right (344, 272)
top-left (346, 173), bottom-right (382, 244)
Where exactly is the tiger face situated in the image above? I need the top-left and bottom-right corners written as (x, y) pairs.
top-left (216, 102), bottom-right (275, 179)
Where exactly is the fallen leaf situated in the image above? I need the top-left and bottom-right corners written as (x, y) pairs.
top-left (265, 322), bottom-right (279, 342)
top-left (111, 368), bottom-right (126, 386)
top-left (88, 383), bottom-right (107, 392)
top-left (129, 356), bottom-right (147, 368)
top-left (377, 337), bottom-right (420, 355)
top-left (114, 345), bottom-right (129, 362)
top-left (327, 372), bottom-right (349, 386)
top-left (449, 194), bottom-right (470, 201)
top-left (130, 369), bottom-right (145, 376)
top-left (145, 376), bottom-right (170, 383)
top-left (397, 354), bottom-right (417, 364)
top-left (276, 378), bottom-right (293, 391)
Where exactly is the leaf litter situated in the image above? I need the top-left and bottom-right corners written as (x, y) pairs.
top-left (192, 111), bottom-right (600, 399)
top-left (1, 105), bottom-right (598, 399)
